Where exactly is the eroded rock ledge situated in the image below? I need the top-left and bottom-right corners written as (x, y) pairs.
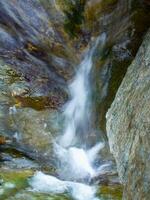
top-left (106, 29), bottom-right (150, 200)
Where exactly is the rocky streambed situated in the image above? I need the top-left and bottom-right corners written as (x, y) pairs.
top-left (0, 139), bottom-right (123, 200)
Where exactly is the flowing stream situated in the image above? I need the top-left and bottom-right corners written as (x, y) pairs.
top-left (29, 33), bottom-right (107, 200)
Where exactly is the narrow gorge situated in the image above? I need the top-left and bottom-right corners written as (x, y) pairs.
top-left (0, 0), bottom-right (149, 200)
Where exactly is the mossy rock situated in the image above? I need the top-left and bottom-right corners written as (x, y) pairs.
top-left (57, 0), bottom-right (86, 38)
top-left (85, 0), bottom-right (118, 29)
top-left (0, 169), bottom-right (34, 200)
top-left (97, 184), bottom-right (123, 200)
top-left (8, 192), bottom-right (71, 200)
top-left (0, 169), bottom-right (71, 200)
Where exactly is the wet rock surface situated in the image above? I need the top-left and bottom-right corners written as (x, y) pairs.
top-left (106, 29), bottom-right (150, 199)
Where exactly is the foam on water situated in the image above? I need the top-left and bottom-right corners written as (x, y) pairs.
top-left (87, 142), bottom-right (105, 163)
top-left (29, 171), bottom-right (98, 200)
top-left (67, 147), bottom-right (95, 179)
top-left (53, 141), bottom-right (105, 181)
top-left (68, 182), bottom-right (99, 200)
top-left (29, 172), bottom-right (67, 194)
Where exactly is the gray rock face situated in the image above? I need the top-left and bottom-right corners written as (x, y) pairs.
top-left (106, 29), bottom-right (150, 199)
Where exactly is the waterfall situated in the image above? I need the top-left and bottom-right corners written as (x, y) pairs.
top-left (29, 33), bottom-right (107, 200)
top-left (59, 38), bottom-right (99, 148)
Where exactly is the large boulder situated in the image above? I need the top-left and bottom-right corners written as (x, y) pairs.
top-left (106, 29), bottom-right (150, 199)
top-left (0, 59), bottom-right (64, 165)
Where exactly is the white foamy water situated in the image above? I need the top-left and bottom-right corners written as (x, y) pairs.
top-left (59, 34), bottom-right (105, 148)
top-left (54, 141), bottom-right (105, 180)
top-left (29, 34), bottom-right (106, 200)
top-left (29, 172), bottom-right (67, 194)
top-left (87, 142), bottom-right (105, 163)
top-left (29, 171), bottom-right (99, 200)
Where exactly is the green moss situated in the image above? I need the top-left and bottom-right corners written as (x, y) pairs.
top-left (0, 167), bottom-right (69, 199)
top-left (0, 169), bottom-right (71, 200)
top-left (97, 184), bottom-right (123, 200)
top-left (63, 0), bottom-right (86, 38)
top-left (0, 169), bottom-right (33, 182)
top-left (9, 192), bottom-right (71, 200)
top-left (85, 0), bottom-right (118, 30)
top-left (0, 169), bottom-right (33, 200)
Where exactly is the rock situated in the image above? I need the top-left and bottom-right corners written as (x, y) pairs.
top-left (0, 27), bottom-right (18, 50)
top-left (0, 168), bottom-right (34, 199)
top-left (0, 58), bottom-right (65, 163)
top-left (9, 81), bottom-right (30, 97)
top-left (97, 184), bottom-right (123, 200)
top-left (0, 0), bottom-right (77, 108)
top-left (0, 0), bottom-right (74, 164)
top-left (106, 29), bottom-right (150, 199)
top-left (9, 107), bottom-right (64, 164)
top-left (0, 61), bottom-right (15, 137)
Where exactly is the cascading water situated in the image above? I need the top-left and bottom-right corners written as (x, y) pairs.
top-left (29, 33), bottom-right (107, 200)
